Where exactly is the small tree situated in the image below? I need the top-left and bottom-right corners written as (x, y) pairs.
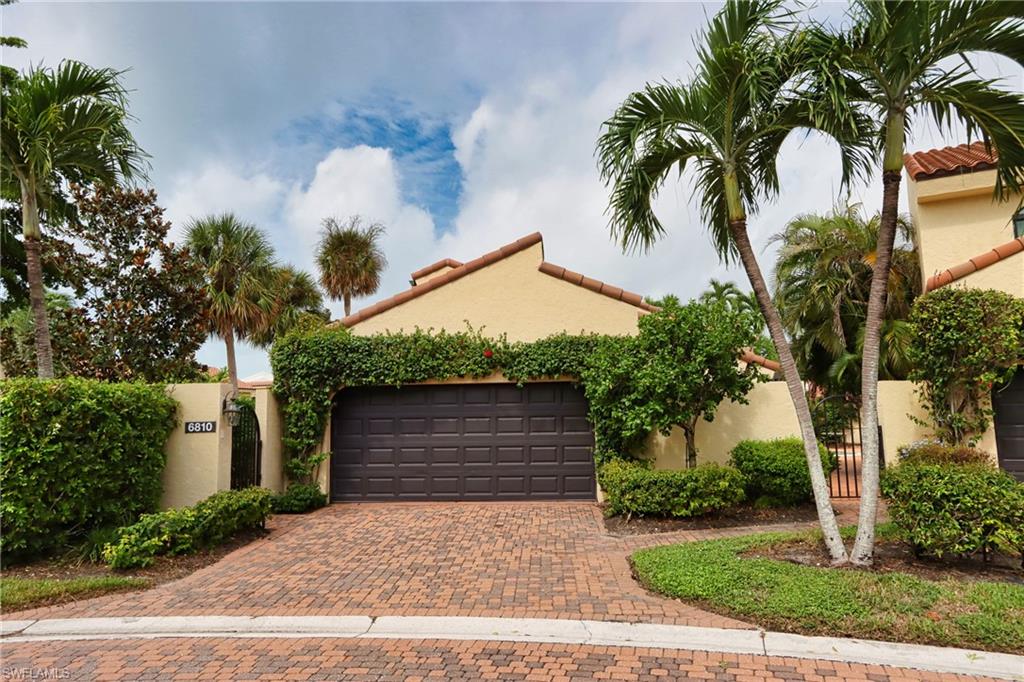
top-left (908, 288), bottom-right (1024, 446)
top-left (583, 299), bottom-right (764, 467)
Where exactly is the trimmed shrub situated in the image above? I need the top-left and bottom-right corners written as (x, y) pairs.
top-left (598, 459), bottom-right (746, 518)
top-left (102, 487), bottom-right (274, 569)
top-left (273, 483), bottom-right (328, 514)
top-left (881, 463), bottom-right (1023, 562)
top-left (897, 440), bottom-right (992, 466)
top-left (0, 377), bottom-right (178, 563)
top-left (729, 438), bottom-right (834, 507)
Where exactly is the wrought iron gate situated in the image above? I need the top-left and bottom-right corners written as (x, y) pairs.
top-left (231, 403), bottom-right (262, 489)
top-left (812, 395), bottom-right (884, 498)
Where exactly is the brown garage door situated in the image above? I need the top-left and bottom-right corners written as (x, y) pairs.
top-left (330, 383), bottom-right (596, 501)
top-left (993, 368), bottom-right (1024, 482)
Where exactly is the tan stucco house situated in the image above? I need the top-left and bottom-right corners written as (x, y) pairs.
top-left (904, 142), bottom-right (1023, 480)
top-left (319, 232), bottom-right (793, 502)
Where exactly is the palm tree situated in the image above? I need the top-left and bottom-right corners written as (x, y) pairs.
top-left (771, 206), bottom-right (920, 394)
top-left (597, 0), bottom-right (872, 563)
top-left (1, 61), bottom-right (145, 377)
top-left (185, 214), bottom-right (275, 392)
top-left (701, 279), bottom-right (775, 360)
top-left (248, 266), bottom-right (327, 348)
top-left (316, 216), bottom-right (388, 317)
top-left (804, 1), bottom-right (1024, 565)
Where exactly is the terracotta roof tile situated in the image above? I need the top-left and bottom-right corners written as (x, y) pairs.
top-left (410, 258), bottom-right (463, 282)
top-left (904, 141), bottom-right (998, 181)
top-left (925, 236), bottom-right (1024, 292)
top-left (740, 349), bottom-right (781, 373)
top-left (536, 261), bottom-right (658, 312)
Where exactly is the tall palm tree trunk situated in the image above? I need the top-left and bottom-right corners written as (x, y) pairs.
top-left (223, 326), bottom-right (239, 394)
top-left (729, 219), bottom-right (849, 563)
top-left (343, 292), bottom-right (352, 317)
top-left (21, 185), bottom-right (55, 379)
top-left (851, 117), bottom-right (904, 566)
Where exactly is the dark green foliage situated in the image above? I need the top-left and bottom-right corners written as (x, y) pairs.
top-left (598, 459), bottom-right (746, 518)
top-left (0, 377), bottom-right (177, 563)
top-left (908, 288), bottom-right (1024, 445)
top-left (729, 438), bottom-right (834, 506)
top-left (631, 527), bottom-right (1024, 653)
top-left (102, 487), bottom-right (274, 569)
top-left (881, 463), bottom-right (1023, 562)
top-left (273, 483), bottom-right (328, 514)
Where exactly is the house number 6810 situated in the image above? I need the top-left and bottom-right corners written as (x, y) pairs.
top-left (185, 421), bottom-right (217, 433)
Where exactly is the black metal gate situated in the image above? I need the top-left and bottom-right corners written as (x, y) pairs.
top-left (812, 395), bottom-right (884, 498)
top-left (231, 403), bottom-right (262, 489)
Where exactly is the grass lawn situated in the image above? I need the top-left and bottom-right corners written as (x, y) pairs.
top-left (631, 527), bottom-right (1024, 653)
top-left (0, 576), bottom-right (150, 612)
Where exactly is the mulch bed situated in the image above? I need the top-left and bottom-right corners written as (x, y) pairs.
top-left (603, 503), bottom-right (830, 536)
top-left (748, 539), bottom-right (1023, 584)
top-left (0, 529), bottom-right (268, 612)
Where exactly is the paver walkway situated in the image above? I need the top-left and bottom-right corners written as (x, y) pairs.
top-left (12, 501), bottom-right (826, 625)
top-left (0, 637), bottom-right (1003, 681)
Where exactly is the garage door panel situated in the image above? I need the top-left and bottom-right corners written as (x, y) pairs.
top-left (331, 383), bottom-right (595, 500)
top-left (993, 370), bottom-right (1024, 482)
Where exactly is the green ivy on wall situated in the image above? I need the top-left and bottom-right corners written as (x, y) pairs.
top-left (270, 325), bottom-right (625, 481)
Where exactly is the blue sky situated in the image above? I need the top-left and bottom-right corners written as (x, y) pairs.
top-left (3, 2), bottom-right (1021, 376)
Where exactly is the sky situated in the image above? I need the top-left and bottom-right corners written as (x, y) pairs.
top-left (3, 2), bottom-right (1021, 377)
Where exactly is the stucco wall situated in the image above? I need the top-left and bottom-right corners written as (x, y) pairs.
top-left (163, 383), bottom-right (287, 508)
top-left (907, 169), bottom-right (1023, 297)
top-left (348, 243), bottom-right (645, 341)
top-left (162, 383), bottom-right (232, 509)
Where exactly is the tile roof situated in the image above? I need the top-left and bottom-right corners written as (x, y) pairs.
top-left (925, 236), bottom-right (1024, 291)
top-left (903, 141), bottom-right (998, 181)
top-left (410, 258), bottom-right (463, 282)
top-left (739, 349), bottom-right (781, 373)
top-left (338, 232), bottom-right (654, 328)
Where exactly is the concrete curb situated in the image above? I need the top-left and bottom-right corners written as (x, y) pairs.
top-left (2, 615), bottom-right (1021, 680)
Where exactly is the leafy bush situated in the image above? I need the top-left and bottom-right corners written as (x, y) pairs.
top-left (598, 459), bottom-right (746, 518)
top-left (0, 377), bottom-right (178, 563)
top-left (729, 438), bottom-right (834, 507)
top-left (897, 440), bottom-right (992, 466)
top-left (908, 288), bottom-right (1024, 445)
top-left (273, 483), bottom-right (328, 514)
top-left (102, 488), bottom-right (274, 569)
top-left (882, 463), bottom-right (1023, 562)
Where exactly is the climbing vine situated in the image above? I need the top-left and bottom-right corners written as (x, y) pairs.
top-left (271, 301), bottom-right (763, 483)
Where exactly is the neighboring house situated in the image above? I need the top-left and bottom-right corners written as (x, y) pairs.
top-left (904, 142), bottom-right (1023, 480)
top-left (326, 232), bottom-right (788, 502)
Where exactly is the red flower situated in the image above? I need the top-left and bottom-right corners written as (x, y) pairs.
top-left (483, 348), bottom-right (494, 359)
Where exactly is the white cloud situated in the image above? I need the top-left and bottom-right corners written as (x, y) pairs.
top-left (162, 163), bottom-right (284, 240)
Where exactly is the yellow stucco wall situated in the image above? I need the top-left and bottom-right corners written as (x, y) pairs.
top-left (163, 383), bottom-right (287, 508)
top-left (162, 383), bottom-right (232, 509)
top-left (907, 169), bottom-right (1023, 297)
top-left (348, 243), bottom-right (645, 341)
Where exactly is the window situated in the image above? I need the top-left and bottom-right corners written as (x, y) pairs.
top-left (1015, 209), bottom-right (1024, 239)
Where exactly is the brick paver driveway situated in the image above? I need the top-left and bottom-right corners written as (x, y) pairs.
top-left (2, 637), bottom-right (999, 682)
top-left (11, 502), bottom-right (763, 626)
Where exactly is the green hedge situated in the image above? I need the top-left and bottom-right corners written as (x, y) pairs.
top-left (102, 488), bottom-right (274, 569)
top-left (0, 377), bottom-right (178, 562)
top-left (598, 459), bottom-right (746, 518)
top-left (729, 438), bottom-right (834, 507)
top-left (896, 440), bottom-right (992, 466)
top-left (881, 463), bottom-right (1023, 562)
top-left (273, 483), bottom-right (328, 514)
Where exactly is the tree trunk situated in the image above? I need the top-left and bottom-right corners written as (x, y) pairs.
top-left (224, 327), bottom-right (239, 394)
top-left (683, 421), bottom-right (697, 468)
top-left (729, 219), bottom-right (848, 563)
top-left (851, 118), bottom-right (905, 566)
top-left (343, 292), bottom-right (352, 317)
top-left (21, 185), bottom-right (55, 379)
